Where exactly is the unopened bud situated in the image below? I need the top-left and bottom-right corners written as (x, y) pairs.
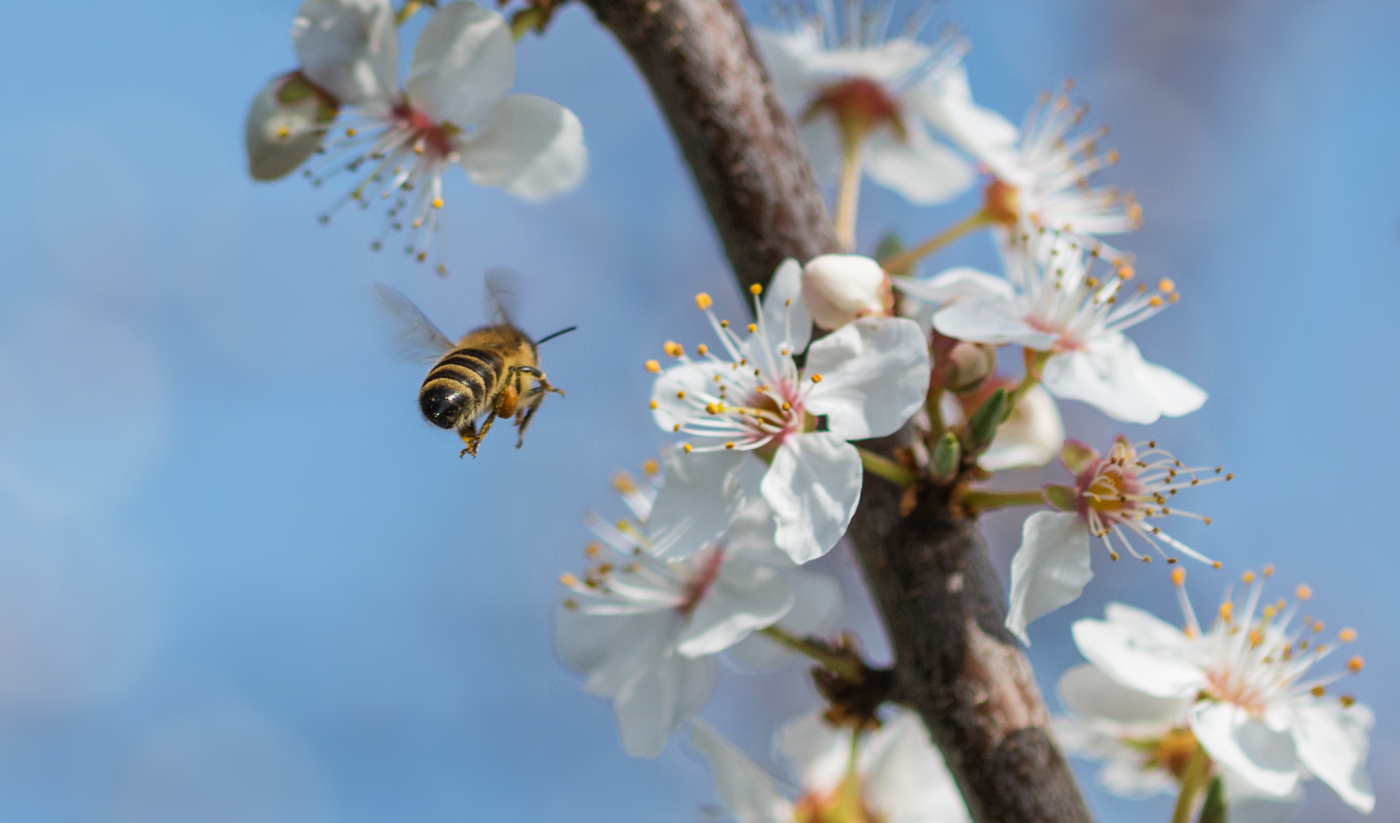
top-left (931, 433), bottom-right (961, 482)
top-left (944, 341), bottom-right (997, 392)
top-left (801, 254), bottom-right (892, 330)
top-left (964, 388), bottom-right (1008, 453)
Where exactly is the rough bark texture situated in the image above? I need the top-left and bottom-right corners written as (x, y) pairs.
top-left (583, 0), bottom-right (835, 293)
top-left (581, 0), bottom-right (1092, 820)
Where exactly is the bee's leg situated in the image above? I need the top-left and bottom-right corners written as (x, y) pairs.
top-left (517, 366), bottom-right (565, 397)
top-left (514, 389), bottom-right (546, 449)
top-left (459, 414), bottom-right (497, 458)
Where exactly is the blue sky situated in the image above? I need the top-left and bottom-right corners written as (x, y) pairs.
top-left (0, 0), bottom-right (1396, 820)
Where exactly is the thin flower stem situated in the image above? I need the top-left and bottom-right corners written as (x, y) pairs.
top-left (833, 137), bottom-right (865, 251)
top-left (1170, 745), bottom-right (1212, 823)
top-left (760, 626), bottom-right (864, 681)
top-left (960, 489), bottom-right (1045, 511)
top-left (395, 0), bottom-right (424, 26)
top-left (926, 384), bottom-right (946, 439)
top-left (1004, 349), bottom-right (1051, 420)
top-left (857, 446), bottom-right (917, 487)
top-left (879, 208), bottom-right (992, 273)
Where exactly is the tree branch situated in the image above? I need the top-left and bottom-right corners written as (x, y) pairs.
top-left (581, 0), bottom-right (1091, 819)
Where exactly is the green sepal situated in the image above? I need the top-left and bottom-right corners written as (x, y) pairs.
top-left (931, 432), bottom-right (960, 481)
top-left (276, 72), bottom-right (339, 124)
top-left (1060, 440), bottom-right (1098, 475)
top-left (1043, 484), bottom-right (1078, 512)
top-left (964, 388), bottom-right (1007, 453)
top-left (1197, 776), bottom-right (1227, 823)
top-left (874, 232), bottom-right (910, 274)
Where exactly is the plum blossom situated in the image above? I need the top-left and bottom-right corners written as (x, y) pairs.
top-left (801, 254), bottom-right (892, 331)
top-left (1071, 568), bottom-right (1374, 812)
top-left (294, 1), bottom-right (586, 270)
top-left (1053, 664), bottom-right (1302, 823)
top-left (1006, 436), bottom-right (1229, 644)
top-left (754, 9), bottom-right (1011, 209)
top-left (690, 709), bottom-right (970, 823)
top-left (646, 260), bottom-right (929, 564)
top-left (555, 459), bottom-right (840, 758)
top-left (933, 234), bottom-right (1206, 424)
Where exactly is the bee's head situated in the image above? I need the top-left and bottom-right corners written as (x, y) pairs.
top-left (419, 386), bottom-right (468, 429)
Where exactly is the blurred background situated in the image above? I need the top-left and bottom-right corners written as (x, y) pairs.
top-left (0, 0), bottom-right (1395, 820)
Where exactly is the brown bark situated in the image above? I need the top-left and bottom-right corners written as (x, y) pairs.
top-left (580, 0), bottom-right (1092, 820)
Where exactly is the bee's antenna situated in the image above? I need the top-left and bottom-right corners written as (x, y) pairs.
top-left (535, 326), bottom-right (578, 346)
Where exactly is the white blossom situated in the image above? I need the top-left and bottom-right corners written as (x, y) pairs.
top-left (690, 709), bottom-right (970, 823)
top-left (1006, 436), bottom-right (1228, 644)
top-left (1071, 569), bottom-right (1374, 812)
top-left (754, 9), bottom-right (1010, 206)
top-left (933, 234), bottom-right (1205, 424)
top-left (555, 461), bottom-right (840, 758)
top-left (1053, 664), bottom-right (1303, 823)
top-left (647, 260), bottom-right (929, 564)
top-left (299, 1), bottom-right (586, 270)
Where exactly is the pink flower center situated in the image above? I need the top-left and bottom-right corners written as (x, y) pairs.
top-left (392, 101), bottom-right (457, 159)
top-left (803, 78), bottom-right (906, 147)
top-left (1074, 456), bottom-right (1145, 526)
top-left (678, 548), bottom-right (725, 617)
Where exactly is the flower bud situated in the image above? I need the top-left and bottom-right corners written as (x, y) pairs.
top-left (801, 254), bottom-right (892, 330)
top-left (944, 341), bottom-right (997, 392)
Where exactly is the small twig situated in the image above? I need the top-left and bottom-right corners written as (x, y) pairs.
top-left (857, 446), bottom-right (918, 487)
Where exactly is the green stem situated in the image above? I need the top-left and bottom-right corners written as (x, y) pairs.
top-left (1003, 350), bottom-right (1051, 421)
top-left (926, 384), bottom-right (945, 440)
top-left (857, 446), bottom-right (917, 488)
top-left (960, 489), bottom-right (1046, 512)
top-left (1170, 745), bottom-right (1212, 823)
top-left (395, 0), bottom-right (424, 26)
top-left (833, 136), bottom-right (865, 251)
top-left (760, 626), bottom-right (863, 681)
top-left (880, 208), bottom-right (992, 274)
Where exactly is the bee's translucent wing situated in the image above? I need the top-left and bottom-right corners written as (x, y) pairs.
top-left (374, 282), bottom-right (455, 363)
top-left (483, 266), bottom-right (523, 326)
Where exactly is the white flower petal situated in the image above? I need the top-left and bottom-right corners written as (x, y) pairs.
top-left (797, 119), bottom-right (844, 185)
top-left (651, 360), bottom-right (727, 433)
top-left (1189, 702), bottom-right (1300, 798)
top-left (1135, 354), bottom-right (1207, 418)
top-left (892, 267), bottom-right (1016, 306)
top-left (647, 449), bottom-right (754, 560)
top-left (554, 601), bottom-right (644, 677)
top-left (689, 722), bottom-right (794, 823)
top-left (775, 711), bottom-right (847, 794)
top-left (862, 125), bottom-right (975, 206)
top-left (752, 28), bottom-right (826, 113)
top-left (726, 565), bottom-right (843, 672)
top-left (933, 296), bottom-right (1058, 349)
top-left (405, 0), bottom-right (514, 128)
top-left (906, 63), bottom-right (1020, 174)
top-left (1223, 769), bottom-right (1303, 823)
top-left (1286, 701), bottom-right (1375, 812)
top-left (677, 558), bottom-right (794, 657)
top-left (1071, 603), bottom-right (1204, 698)
top-left (458, 94), bottom-right (587, 201)
top-left (980, 384), bottom-right (1063, 471)
top-left (291, 0), bottom-right (398, 106)
top-left (863, 710), bottom-right (971, 823)
top-left (1041, 334), bottom-right (1161, 424)
top-left (762, 433), bottom-right (862, 564)
top-left (245, 74), bottom-right (334, 181)
top-left (1058, 663), bottom-right (1190, 725)
top-left (1005, 511), bottom-right (1094, 645)
top-left (804, 316), bottom-right (929, 440)
top-left (760, 258), bottom-right (812, 355)
top-left (615, 648), bottom-right (718, 758)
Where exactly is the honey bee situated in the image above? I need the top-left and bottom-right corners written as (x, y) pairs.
top-left (376, 272), bottom-right (573, 457)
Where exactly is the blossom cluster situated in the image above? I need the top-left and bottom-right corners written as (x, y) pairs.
top-left (242, 1), bottom-right (1377, 821)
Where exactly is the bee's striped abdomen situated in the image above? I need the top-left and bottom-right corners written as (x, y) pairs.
top-left (419, 347), bottom-right (504, 429)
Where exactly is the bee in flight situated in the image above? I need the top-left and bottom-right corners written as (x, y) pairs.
top-left (376, 272), bottom-right (574, 457)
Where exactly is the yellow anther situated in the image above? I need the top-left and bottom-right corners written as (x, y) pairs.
top-left (676, 391), bottom-right (686, 399)
top-left (697, 344), bottom-right (709, 356)
top-left (1219, 602), bottom-right (1234, 621)
top-left (725, 441), bottom-right (736, 449)
top-left (346, 128), bottom-right (358, 137)
top-left (1084, 276), bottom-right (1099, 288)
top-left (585, 543), bottom-right (601, 558)
top-left (1106, 148), bottom-right (1120, 164)
top-left (611, 472), bottom-right (637, 494)
top-left (672, 424), bottom-right (681, 432)
top-left (747, 323), bottom-right (757, 333)
top-left (563, 598), bottom-right (578, 610)
top-left (1263, 605), bottom-right (1277, 619)
top-left (749, 283), bottom-right (763, 295)
top-left (432, 198), bottom-right (444, 209)
top-left (695, 292), bottom-right (713, 310)
top-left (1347, 656), bottom-right (1365, 674)
top-left (1311, 685), bottom-right (1326, 697)
top-left (1110, 552), bottom-right (1120, 561)
top-left (781, 401), bottom-right (791, 411)
top-left (706, 402), bottom-right (724, 415)
top-left (1212, 561), bottom-right (1222, 569)
top-left (1158, 278), bottom-right (1176, 294)
top-left (664, 341), bottom-right (684, 357)
top-left (1340, 695), bottom-right (1356, 708)
top-left (682, 443), bottom-right (693, 453)
top-left (1248, 629), bottom-right (1264, 648)
top-left (650, 400), bottom-right (658, 409)
top-left (1339, 628), bottom-right (1357, 642)
top-left (559, 573), bottom-right (579, 587)
top-left (720, 319), bottom-right (729, 328)
top-left (1242, 571), bottom-right (1256, 584)
top-left (1148, 296), bottom-right (1164, 308)
top-left (1313, 621), bottom-right (1324, 633)
top-left (1262, 564), bottom-right (1275, 577)
top-left (810, 373), bottom-right (823, 383)
top-left (641, 459), bottom-right (660, 476)
top-left (1117, 265), bottom-right (1134, 280)
top-left (275, 126), bottom-right (291, 139)
top-left (1171, 568), bottom-right (1186, 587)
top-left (1226, 473), bottom-right (1235, 481)
top-left (1295, 584), bottom-right (1313, 601)
top-left (645, 360), bottom-right (661, 373)
top-left (1203, 517), bottom-right (1212, 526)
